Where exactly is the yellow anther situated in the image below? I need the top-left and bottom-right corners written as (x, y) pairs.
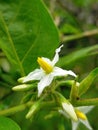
top-left (37, 57), bottom-right (53, 74)
top-left (75, 109), bottom-right (87, 120)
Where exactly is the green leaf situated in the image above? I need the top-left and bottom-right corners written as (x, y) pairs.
top-left (78, 68), bottom-right (98, 96)
top-left (58, 45), bottom-right (98, 67)
top-left (0, 0), bottom-right (59, 76)
top-left (0, 116), bottom-right (21, 130)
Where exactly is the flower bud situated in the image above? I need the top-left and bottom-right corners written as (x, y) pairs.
top-left (12, 84), bottom-right (35, 91)
top-left (18, 77), bottom-right (26, 83)
top-left (26, 101), bottom-right (41, 119)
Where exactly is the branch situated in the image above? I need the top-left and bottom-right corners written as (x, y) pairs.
top-left (75, 98), bottom-right (98, 106)
top-left (0, 102), bottom-right (33, 116)
top-left (62, 29), bottom-right (98, 42)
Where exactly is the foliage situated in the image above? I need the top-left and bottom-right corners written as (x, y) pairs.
top-left (0, 0), bottom-right (98, 130)
top-left (0, 116), bottom-right (21, 130)
top-left (0, 0), bottom-right (59, 75)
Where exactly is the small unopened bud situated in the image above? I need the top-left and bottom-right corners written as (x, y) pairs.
top-left (18, 77), bottom-right (26, 83)
top-left (76, 82), bottom-right (80, 87)
top-left (26, 101), bottom-right (40, 119)
top-left (12, 84), bottom-right (34, 91)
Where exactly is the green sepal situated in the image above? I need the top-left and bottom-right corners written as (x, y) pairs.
top-left (70, 81), bottom-right (80, 103)
top-left (53, 91), bottom-right (69, 105)
top-left (78, 67), bottom-right (98, 96)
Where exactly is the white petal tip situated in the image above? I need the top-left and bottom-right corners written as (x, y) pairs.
top-left (56, 44), bottom-right (64, 53)
top-left (68, 70), bottom-right (77, 77)
top-left (38, 87), bottom-right (43, 98)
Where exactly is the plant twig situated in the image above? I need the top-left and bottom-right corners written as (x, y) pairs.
top-left (63, 29), bottom-right (98, 42)
top-left (75, 98), bottom-right (98, 106)
top-left (0, 102), bottom-right (33, 116)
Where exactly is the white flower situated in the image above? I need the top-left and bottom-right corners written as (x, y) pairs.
top-left (22, 45), bottom-right (77, 97)
top-left (59, 105), bottom-right (94, 130)
top-left (72, 106), bottom-right (94, 130)
top-left (61, 102), bottom-right (78, 122)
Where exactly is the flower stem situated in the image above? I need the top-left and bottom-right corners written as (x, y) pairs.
top-left (63, 29), bottom-right (98, 42)
top-left (75, 98), bottom-right (98, 106)
top-left (0, 102), bottom-right (33, 116)
top-left (54, 80), bottom-right (74, 90)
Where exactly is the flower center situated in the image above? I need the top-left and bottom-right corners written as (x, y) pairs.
top-left (75, 110), bottom-right (87, 120)
top-left (37, 57), bottom-right (53, 74)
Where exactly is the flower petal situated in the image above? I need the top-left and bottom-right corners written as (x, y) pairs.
top-left (38, 74), bottom-right (54, 97)
top-left (72, 120), bottom-right (79, 130)
top-left (23, 69), bottom-right (44, 83)
top-left (53, 67), bottom-right (77, 77)
top-left (77, 106), bottom-right (94, 114)
top-left (52, 45), bottom-right (63, 66)
top-left (58, 109), bottom-right (69, 119)
top-left (80, 119), bottom-right (93, 130)
top-left (62, 102), bottom-right (78, 121)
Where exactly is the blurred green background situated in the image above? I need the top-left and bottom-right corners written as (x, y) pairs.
top-left (0, 0), bottom-right (98, 130)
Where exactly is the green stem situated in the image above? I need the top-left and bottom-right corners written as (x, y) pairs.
top-left (0, 94), bottom-right (48, 117)
top-left (54, 80), bottom-right (74, 90)
top-left (75, 98), bottom-right (98, 106)
top-left (42, 101), bottom-right (57, 109)
top-left (0, 102), bottom-right (33, 116)
top-left (63, 29), bottom-right (98, 42)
